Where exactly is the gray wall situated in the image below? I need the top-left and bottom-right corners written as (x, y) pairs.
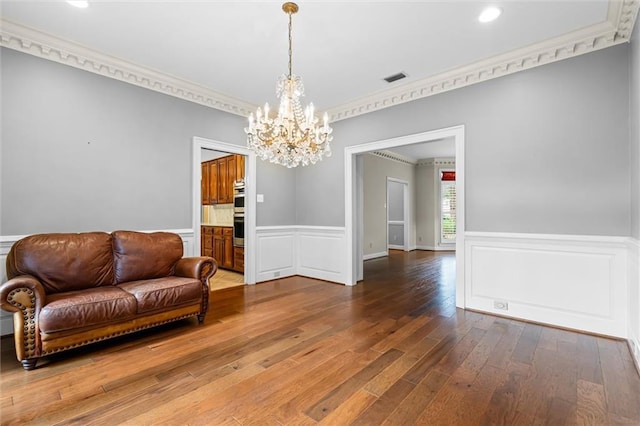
top-left (0, 48), bottom-right (294, 235)
top-left (296, 45), bottom-right (631, 237)
top-left (631, 26), bottom-right (640, 240)
top-left (415, 163), bottom-right (436, 247)
top-left (362, 153), bottom-right (415, 255)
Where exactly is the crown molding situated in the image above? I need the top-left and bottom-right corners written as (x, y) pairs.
top-left (416, 158), bottom-right (456, 167)
top-left (370, 150), bottom-right (416, 165)
top-left (1, 0), bottom-right (638, 123)
top-left (326, 0), bottom-right (639, 122)
top-left (0, 19), bottom-right (256, 118)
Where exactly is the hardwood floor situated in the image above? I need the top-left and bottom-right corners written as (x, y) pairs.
top-left (210, 269), bottom-right (245, 291)
top-left (1, 250), bottom-right (639, 425)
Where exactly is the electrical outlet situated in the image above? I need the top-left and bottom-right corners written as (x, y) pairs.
top-left (493, 300), bottom-right (508, 310)
top-left (369, 242), bottom-right (373, 248)
top-left (418, 236), bottom-right (422, 242)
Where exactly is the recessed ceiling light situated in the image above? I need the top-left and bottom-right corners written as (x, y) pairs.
top-left (478, 6), bottom-right (502, 23)
top-left (67, 1), bottom-right (89, 8)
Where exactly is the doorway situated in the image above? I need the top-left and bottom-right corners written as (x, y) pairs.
top-left (387, 178), bottom-right (409, 251)
top-left (192, 137), bottom-right (257, 285)
top-left (344, 125), bottom-right (465, 308)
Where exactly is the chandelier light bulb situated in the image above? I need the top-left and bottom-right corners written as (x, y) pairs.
top-left (245, 2), bottom-right (333, 168)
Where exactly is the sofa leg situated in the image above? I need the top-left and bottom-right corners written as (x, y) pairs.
top-left (21, 359), bottom-right (37, 370)
top-left (197, 314), bottom-right (205, 324)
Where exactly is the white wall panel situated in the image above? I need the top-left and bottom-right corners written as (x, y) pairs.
top-left (255, 228), bottom-right (296, 282)
top-left (256, 226), bottom-right (347, 284)
top-left (629, 239), bottom-right (640, 371)
top-left (297, 228), bottom-right (345, 283)
top-left (466, 232), bottom-right (629, 338)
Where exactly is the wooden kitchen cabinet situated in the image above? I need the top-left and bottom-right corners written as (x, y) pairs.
top-left (233, 246), bottom-right (244, 273)
top-left (223, 228), bottom-right (234, 269)
top-left (201, 154), bottom-right (243, 205)
top-left (201, 226), bottom-right (214, 258)
top-left (201, 162), bottom-right (210, 205)
top-left (203, 226), bottom-right (234, 270)
top-left (235, 155), bottom-right (245, 183)
top-left (208, 160), bottom-right (219, 204)
top-left (217, 157), bottom-right (229, 204)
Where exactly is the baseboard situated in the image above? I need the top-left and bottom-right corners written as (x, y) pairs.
top-left (465, 232), bottom-right (629, 338)
top-left (416, 245), bottom-right (456, 251)
top-left (388, 244), bottom-right (404, 250)
top-left (363, 251), bottom-right (387, 260)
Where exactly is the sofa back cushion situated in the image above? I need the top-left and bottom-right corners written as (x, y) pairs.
top-left (6, 232), bottom-right (115, 293)
top-left (112, 231), bottom-right (183, 284)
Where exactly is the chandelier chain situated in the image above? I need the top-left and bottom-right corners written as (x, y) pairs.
top-left (288, 11), bottom-right (293, 78)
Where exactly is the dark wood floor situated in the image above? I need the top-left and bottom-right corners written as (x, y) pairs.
top-left (1, 250), bottom-right (639, 425)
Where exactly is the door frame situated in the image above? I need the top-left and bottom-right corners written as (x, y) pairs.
top-left (344, 125), bottom-right (465, 308)
top-left (192, 137), bottom-right (257, 285)
top-left (386, 177), bottom-right (410, 251)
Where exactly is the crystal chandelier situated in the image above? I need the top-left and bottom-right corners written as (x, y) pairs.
top-left (245, 2), bottom-right (333, 168)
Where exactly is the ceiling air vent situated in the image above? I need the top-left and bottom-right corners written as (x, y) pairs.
top-left (384, 72), bottom-right (407, 83)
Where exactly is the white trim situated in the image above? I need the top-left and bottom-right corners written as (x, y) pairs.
top-left (388, 244), bottom-right (404, 250)
top-left (1, 1), bottom-right (637, 123)
top-left (192, 137), bottom-right (257, 285)
top-left (628, 238), bottom-right (640, 374)
top-left (416, 245), bottom-right (456, 252)
top-left (363, 251), bottom-right (388, 261)
top-left (465, 232), bottom-right (629, 338)
top-left (345, 125), bottom-right (466, 307)
top-left (386, 177), bottom-right (410, 252)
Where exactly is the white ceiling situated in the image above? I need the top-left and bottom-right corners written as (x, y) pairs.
top-left (0, 0), bottom-right (613, 114)
top-left (1, 0), bottom-right (635, 160)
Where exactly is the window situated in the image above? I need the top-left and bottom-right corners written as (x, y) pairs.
top-left (440, 170), bottom-right (456, 243)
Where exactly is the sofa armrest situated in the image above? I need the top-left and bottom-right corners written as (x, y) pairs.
top-left (174, 257), bottom-right (217, 287)
top-left (0, 275), bottom-right (46, 362)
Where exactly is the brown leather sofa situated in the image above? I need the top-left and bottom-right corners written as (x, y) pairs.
top-left (0, 230), bottom-right (217, 370)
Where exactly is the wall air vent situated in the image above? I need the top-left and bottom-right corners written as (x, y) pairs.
top-left (383, 72), bottom-right (407, 83)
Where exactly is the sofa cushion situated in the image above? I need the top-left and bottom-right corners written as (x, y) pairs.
top-left (118, 277), bottom-right (202, 314)
top-left (39, 287), bottom-right (137, 333)
top-left (6, 232), bottom-right (114, 293)
top-left (112, 231), bottom-right (183, 284)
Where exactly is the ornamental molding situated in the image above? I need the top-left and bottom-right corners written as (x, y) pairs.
top-left (370, 151), bottom-right (456, 167)
top-left (370, 150), bottom-right (416, 165)
top-left (0, 19), bottom-right (255, 118)
top-left (416, 158), bottom-right (456, 167)
top-left (326, 0), bottom-right (640, 122)
top-left (0, 0), bottom-right (638, 121)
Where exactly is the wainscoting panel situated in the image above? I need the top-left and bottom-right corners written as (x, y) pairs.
top-left (255, 227), bottom-right (296, 282)
top-left (0, 229), bottom-right (195, 337)
top-left (255, 226), bottom-right (347, 284)
top-left (465, 232), bottom-right (629, 338)
top-left (629, 239), bottom-right (640, 372)
top-left (297, 227), bottom-right (346, 283)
